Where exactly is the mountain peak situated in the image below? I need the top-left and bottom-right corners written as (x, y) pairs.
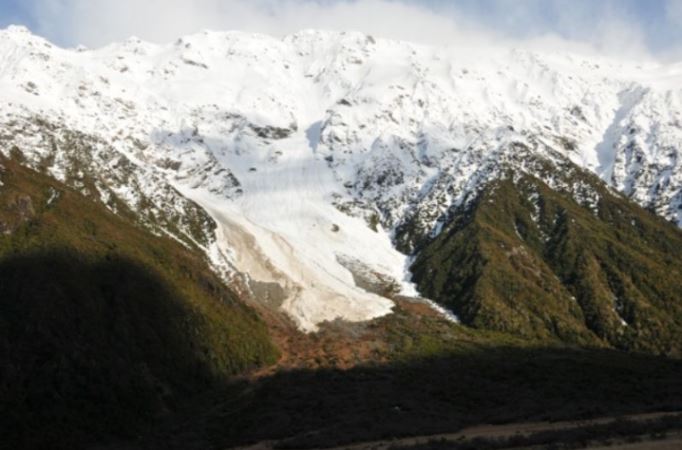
top-left (3, 24), bottom-right (31, 35)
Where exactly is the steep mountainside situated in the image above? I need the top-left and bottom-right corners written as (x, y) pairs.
top-left (0, 155), bottom-right (277, 449)
top-left (0, 25), bottom-right (681, 335)
top-left (411, 159), bottom-right (682, 356)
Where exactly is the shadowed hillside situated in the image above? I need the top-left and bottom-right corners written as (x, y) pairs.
top-left (0, 156), bottom-right (278, 449)
top-left (129, 345), bottom-right (682, 449)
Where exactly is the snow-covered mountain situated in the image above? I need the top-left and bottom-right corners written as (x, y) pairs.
top-left (1, 24), bottom-right (681, 331)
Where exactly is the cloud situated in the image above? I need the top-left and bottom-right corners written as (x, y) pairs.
top-left (29, 0), bottom-right (257, 48)
top-left (26, 0), bottom-right (483, 48)
top-left (21, 0), bottom-right (662, 61)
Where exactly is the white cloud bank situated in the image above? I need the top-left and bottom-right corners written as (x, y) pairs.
top-left (21, 0), bottom-right (680, 61)
top-left (27, 0), bottom-right (482, 48)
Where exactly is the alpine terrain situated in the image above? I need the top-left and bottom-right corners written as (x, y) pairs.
top-left (1, 24), bottom-right (682, 449)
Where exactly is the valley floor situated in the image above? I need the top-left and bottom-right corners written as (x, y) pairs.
top-left (328, 412), bottom-right (682, 450)
top-left (121, 301), bottom-right (682, 450)
top-left (234, 411), bottom-right (682, 450)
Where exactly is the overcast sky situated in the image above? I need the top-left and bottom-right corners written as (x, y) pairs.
top-left (1, 0), bottom-right (681, 60)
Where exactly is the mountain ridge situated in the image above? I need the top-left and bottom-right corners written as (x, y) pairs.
top-left (411, 164), bottom-right (682, 355)
top-left (1, 25), bottom-right (681, 332)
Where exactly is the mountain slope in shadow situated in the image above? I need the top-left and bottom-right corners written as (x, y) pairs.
top-left (130, 344), bottom-right (682, 449)
top-left (0, 155), bottom-right (278, 450)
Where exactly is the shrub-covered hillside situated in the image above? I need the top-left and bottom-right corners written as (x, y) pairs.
top-left (0, 155), bottom-right (278, 449)
top-left (412, 169), bottom-right (682, 356)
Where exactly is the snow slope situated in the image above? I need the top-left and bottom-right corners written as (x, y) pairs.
top-left (1, 25), bottom-right (681, 330)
